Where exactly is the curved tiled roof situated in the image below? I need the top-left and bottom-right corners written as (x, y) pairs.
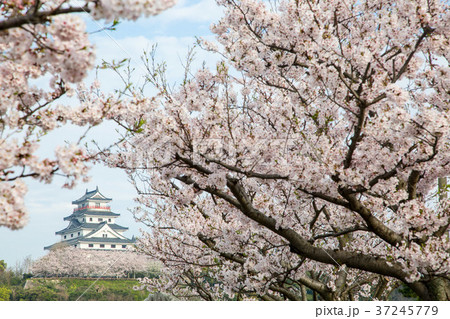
top-left (55, 221), bottom-right (128, 235)
top-left (80, 237), bottom-right (135, 243)
top-left (63, 210), bottom-right (120, 221)
top-left (44, 237), bottom-right (135, 250)
top-left (72, 187), bottom-right (112, 204)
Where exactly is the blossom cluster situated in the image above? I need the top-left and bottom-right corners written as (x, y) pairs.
top-left (102, 0), bottom-right (450, 300)
top-left (31, 246), bottom-right (160, 278)
top-left (89, 0), bottom-right (177, 22)
top-left (0, 0), bottom-right (174, 229)
top-left (0, 180), bottom-right (28, 230)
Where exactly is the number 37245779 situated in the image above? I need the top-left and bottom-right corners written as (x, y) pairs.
top-left (375, 305), bottom-right (438, 316)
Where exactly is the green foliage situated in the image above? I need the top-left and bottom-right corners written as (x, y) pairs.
top-left (398, 285), bottom-right (420, 301)
top-left (0, 266), bottom-right (26, 288)
top-left (26, 278), bottom-right (149, 301)
top-left (0, 286), bottom-right (11, 301)
top-left (132, 118), bottom-right (146, 133)
top-left (23, 273), bottom-right (33, 280)
top-left (0, 256), bottom-right (151, 301)
top-left (18, 286), bottom-right (62, 301)
top-left (0, 260), bottom-right (6, 272)
top-left (9, 274), bottom-right (24, 286)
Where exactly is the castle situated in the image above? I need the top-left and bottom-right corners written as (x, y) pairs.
top-left (44, 187), bottom-right (135, 251)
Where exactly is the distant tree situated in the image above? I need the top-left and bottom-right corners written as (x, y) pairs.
top-left (104, 0), bottom-right (450, 300)
top-left (13, 255), bottom-right (33, 276)
top-left (0, 0), bottom-right (176, 230)
top-left (0, 286), bottom-right (11, 301)
top-left (31, 247), bottom-right (159, 278)
top-left (18, 286), bottom-right (61, 301)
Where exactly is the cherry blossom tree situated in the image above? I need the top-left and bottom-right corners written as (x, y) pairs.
top-left (0, 0), bottom-right (176, 230)
top-left (31, 246), bottom-right (159, 278)
top-left (103, 0), bottom-right (450, 300)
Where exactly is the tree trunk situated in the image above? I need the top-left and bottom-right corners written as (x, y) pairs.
top-left (426, 277), bottom-right (450, 301)
top-left (409, 277), bottom-right (450, 300)
top-left (300, 284), bottom-right (308, 301)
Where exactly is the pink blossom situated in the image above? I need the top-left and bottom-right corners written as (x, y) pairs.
top-left (102, 0), bottom-right (450, 300)
top-left (0, 0), bottom-right (174, 229)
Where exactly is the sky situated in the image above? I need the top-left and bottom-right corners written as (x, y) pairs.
top-left (0, 0), bottom-right (223, 269)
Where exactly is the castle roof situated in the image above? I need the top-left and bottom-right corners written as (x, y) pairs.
top-left (44, 237), bottom-right (135, 250)
top-left (72, 186), bottom-right (112, 204)
top-left (55, 221), bottom-right (128, 235)
top-left (63, 210), bottom-right (120, 221)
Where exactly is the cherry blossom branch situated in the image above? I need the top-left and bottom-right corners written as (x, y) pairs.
top-left (200, 154), bottom-right (289, 180)
top-left (112, 0), bottom-right (450, 300)
top-left (169, 166), bottom-right (385, 299)
top-left (311, 226), bottom-right (369, 242)
top-left (338, 190), bottom-right (404, 247)
top-left (392, 26), bottom-right (434, 83)
top-left (269, 285), bottom-right (302, 301)
top-left (225, 177), bottom-right (405, 277)
top-left (343, 101), bottom-right (367, 169)
top-left (198, 232), bottom-right (332, 300)
top-left (297, 187), bottom-right (348, 207)
top-left (0, 5), bottom-right (90, 31)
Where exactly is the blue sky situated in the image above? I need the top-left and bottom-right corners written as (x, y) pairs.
top-left (0, 0), bottom-right (223, 269)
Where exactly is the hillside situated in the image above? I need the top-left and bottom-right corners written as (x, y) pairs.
top-left (11, 278), bottom-right (149, 301)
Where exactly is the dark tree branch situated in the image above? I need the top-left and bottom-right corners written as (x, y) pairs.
top-left (311, 226), bottom-right (368, 241)
top-left (0, 6), bottom-right (91, 31)
top-left (225, 177), bottom-right (414, 281)
top-left (343, 101), bottom-right (367, 169)
top-left (175, 153), bottom-right (213, 175)
top-left (201, 154), bottom-right (289, 180)
top-left (407, 170), bottom-right (421, 200)
top-left (338, 190), bottom-right (404, 247)
top-left (270, 285), bottom-right (302, 301)
top-left (392, 26), bottom-right (434, 82)
top-left (298, 187), bottom-right (349, 207)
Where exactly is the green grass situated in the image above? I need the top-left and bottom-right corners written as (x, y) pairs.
top-left (21, 278), bottom-right (149, 301)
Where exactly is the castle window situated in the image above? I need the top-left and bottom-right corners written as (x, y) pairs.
top-left (88, 244), bottom-right (94, 248)
top-left (102, 234), bottom-right (108, 238)
top-left (108, 219), bottom-right (111, 223)
top-left (78, 232), bottom-right (80, 236)
top-left (71, 234), bottom-right (74, 238)
top-left (99, 218), bottom-right (103, 222)
top-left (100, 244), bottom-right (105, 248)
top-left (89, 218), bottom-right (93, 222)
top-left (122, 245), bottom-right (126, 249)
top-left (64, 235), bottom-right (66, 239)
top-left (111, 245), bottom-right (116, 248)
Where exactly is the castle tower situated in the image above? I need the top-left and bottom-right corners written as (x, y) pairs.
top-left (44, 187), bottom-right (135, 250)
